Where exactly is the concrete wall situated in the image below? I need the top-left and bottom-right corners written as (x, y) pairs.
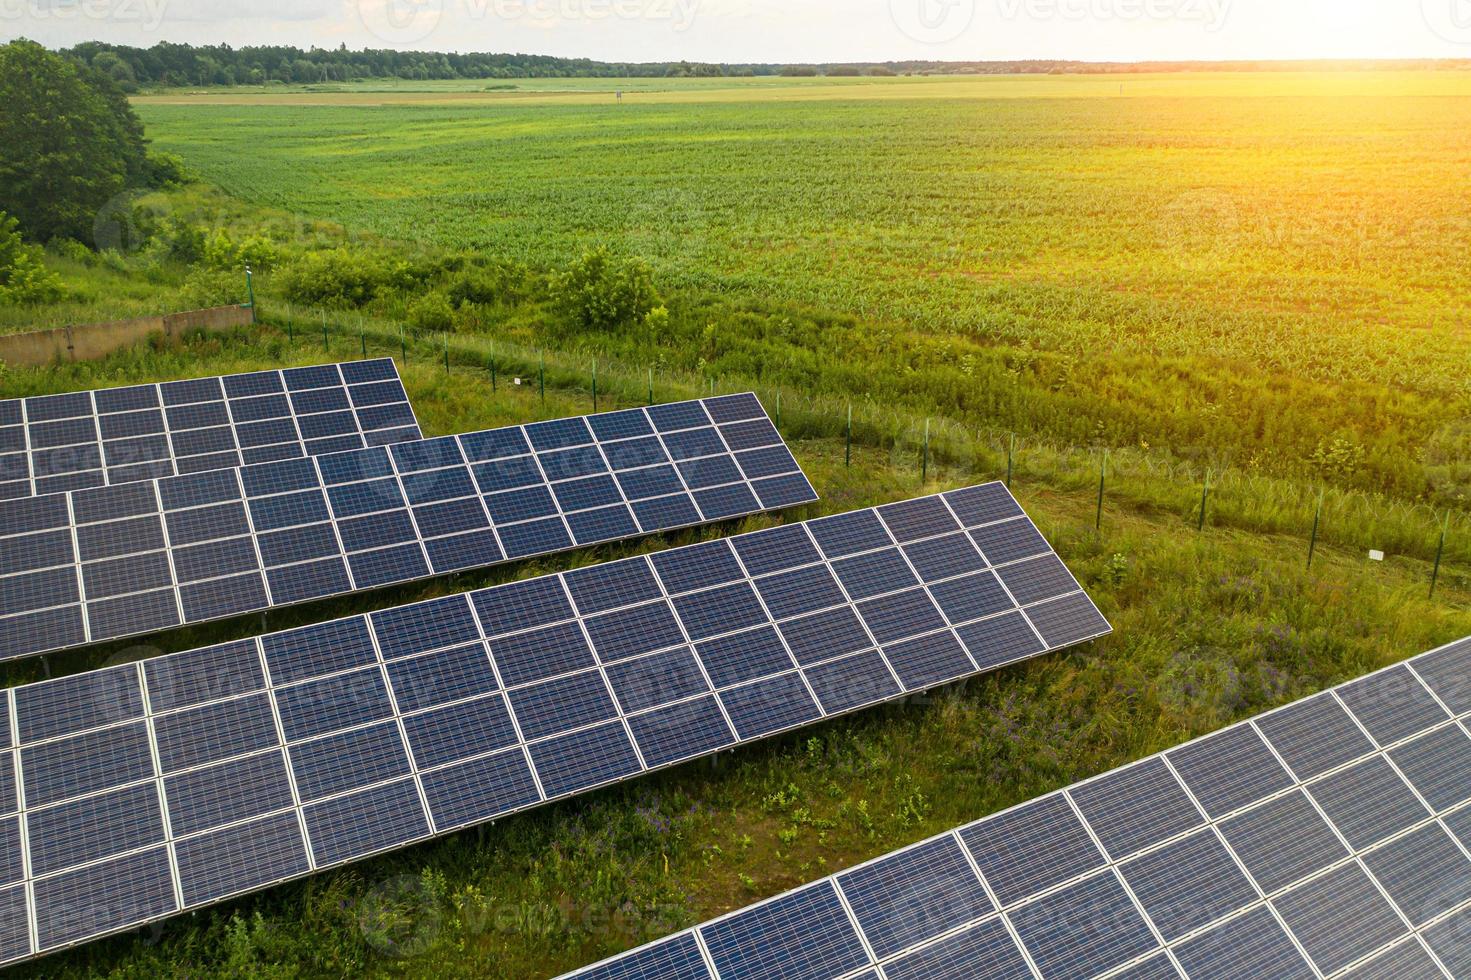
top-left (0, 305), bottom-right (255, 369)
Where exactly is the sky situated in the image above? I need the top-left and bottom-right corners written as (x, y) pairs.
top-left (4, 0), bottom-right (1471, 62)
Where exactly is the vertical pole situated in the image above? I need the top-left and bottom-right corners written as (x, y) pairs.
top-left (921, 418), bottom-right (930, 484)
top-left (775, 392), bottom-right (781, 429)
top-left (1307, 489), bottom-right (1324, 570)
top-left (321, 311), bottom-right (328, 352)
top-left (443, 334), bottom-right (450, 373)
top-left (1431, 512), bottom-right (1450, 599)
top-left (244, 265), bottom-right (256, 322)
top-left (845, 403), bottom-right (853, 469)
top-left (399, 323), bottom-right (407, 364)
top-left (489, 347), bottom-right (497, 393)
top-left (592, 359), bottom-right (598, 413)
top-left (647, 368), bottom-right (654, 406)
top-left (286, 304), bottom-right (294, 344)
top-left (360, 331), bottom-right (367, 359)
top-left (1095, 451), bottom-right (1107, 532)
top-left (1006, 433), bottom-right (1015, 488)
top-left (1197, 470), bottom-right (1211, 532)
top-left (538, 353), bottom-right (546, 407)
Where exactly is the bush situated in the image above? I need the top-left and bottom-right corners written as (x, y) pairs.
top-left (406, 292), bottom-right (454, 335)
top-left (0, 212), bottom-right (63, 304)
top-left (551, 247), bottom-right (661, 334)
top-left (277, 248), bottom-right (391, 308)
top-left (179, 266), bottom-right (243, 308)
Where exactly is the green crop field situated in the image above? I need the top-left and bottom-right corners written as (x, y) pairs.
top-left (5, 71), bottom-right (1471, 978)
top-left (130, 72), bottom-right (1471, 503)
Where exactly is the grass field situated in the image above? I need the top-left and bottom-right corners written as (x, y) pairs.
top-left (129, 73), bottom-right (1471, 504)
top-left (4, 71), bottom-right (1471, 977)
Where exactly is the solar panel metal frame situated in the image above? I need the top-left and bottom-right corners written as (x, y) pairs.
top-left (0, 392), bottom-right (816, 662)
top-left (0, 482), bottom-right (1104, 965)
top-left (563, 634), bottom-right (1471, 980)
top-left (0, 359), bottom-right (422, 500)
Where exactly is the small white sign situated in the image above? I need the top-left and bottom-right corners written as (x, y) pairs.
top-left (513, 378), bottom-right (523, 386)
top-left (1369, 550), bottom-right (1385, 562)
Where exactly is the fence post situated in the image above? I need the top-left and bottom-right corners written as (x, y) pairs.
top-left (321, 311), bottom-right (329, 352)
top-left (286, 304), bottom-right (294, 343)
top-left (443, 334), bottom-right (450, 373)
top-left (845, 403), bottom-right (853, 469)
top-left (921, 418), bottom-right (931, 484)
top-left (489, 347), bottom-right (497, 393)
top-left (399, 323), bottom-right (407, 364)
top-left (244, 264), bottom-right (256, 323)
top-left (1095, 451), bottom-right (1108, 531)
top-left (1197, 470), bottom-right (1211, 532)
top-left (360, 330), bottom-right (367, 359)
top-left (539, 353), bottom-right (546, 407)
top-left (647, 368), bottom-right (654, 406)
top-left (1307, 490), bottom-right (1324, 570)
top-left (1006, 433), bottom-right (1015, 488)
top-left (1431, 512), bottom-right (1450, 599)
top-left (774, 392), bottom-right (781, 429)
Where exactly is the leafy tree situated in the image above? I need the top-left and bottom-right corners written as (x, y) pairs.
top-left (0, 39), bottom-right (149, 244)
top-left (551, 247), bottom-right (661, 333)
top-left (0, 212), bottom-right (63, 304)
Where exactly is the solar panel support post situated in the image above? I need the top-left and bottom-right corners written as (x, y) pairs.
top-left (1431, 511), bottom-right (1450, 598)
top-left (1307, 489), bottom-right (1324, 570)
top-left (1095, 451), bottom-right (1108, 532)
top-left (1197, 469), bottom-right (1211, 532)
top-left (845, 403), bottom-right (853, 468)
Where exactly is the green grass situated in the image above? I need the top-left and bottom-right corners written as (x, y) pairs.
top-left (2, 328), bottom-right (1467, 978)
top-left (126, 72), bottom-right (1471, 504)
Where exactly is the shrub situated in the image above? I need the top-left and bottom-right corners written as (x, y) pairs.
top-left (0, 212), bottom-right (63, 304)
top-left (277, 248), bottom-right (390, 308)
top-left (551, 247), bottom-right (661, 334)
top-left (406, 291), bottom-right (454, 335)
top-left (178, 266), bottom-right (242, 308)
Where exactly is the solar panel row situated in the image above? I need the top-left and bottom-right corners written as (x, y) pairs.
top-left (0, 483), bottom-right (1104, 964)
top-left (0, 393), bottom-right (816, 663)
top-left (565, 635), bottom-right (1471, 980)
top-left (0, 360), bottom-right (421, 500)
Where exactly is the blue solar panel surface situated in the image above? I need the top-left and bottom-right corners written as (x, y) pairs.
top-left (0, 393), bottom-right (815, 662)
top-left (0, 482), bottom-right (1101, 964)
top-left (565, 635), bottom-right (1471, 980)
top-left (0, 360), bottom-right (420, 500)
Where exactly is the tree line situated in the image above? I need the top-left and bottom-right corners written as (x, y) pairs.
top-left (60, 42), bottom-right (1471, 91)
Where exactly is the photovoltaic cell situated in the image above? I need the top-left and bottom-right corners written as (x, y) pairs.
top-left (0, 483), bottom-right (1104, 965)
top-left (0, 360), bottom-right (420, 502)
top-left (567, 632), bottom-right (1471, 980)
top-left (0, 394), bottom-right (815, 662)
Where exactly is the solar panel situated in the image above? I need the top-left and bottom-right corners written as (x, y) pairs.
top-left (0, 393), bottom-right (815, 662)
top-left (0, 360), bottom-right (421, 500)
top-left (566, 634), bottom-right (1471, 980)
top-left (0, 482), bottom-right (1101, 964)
